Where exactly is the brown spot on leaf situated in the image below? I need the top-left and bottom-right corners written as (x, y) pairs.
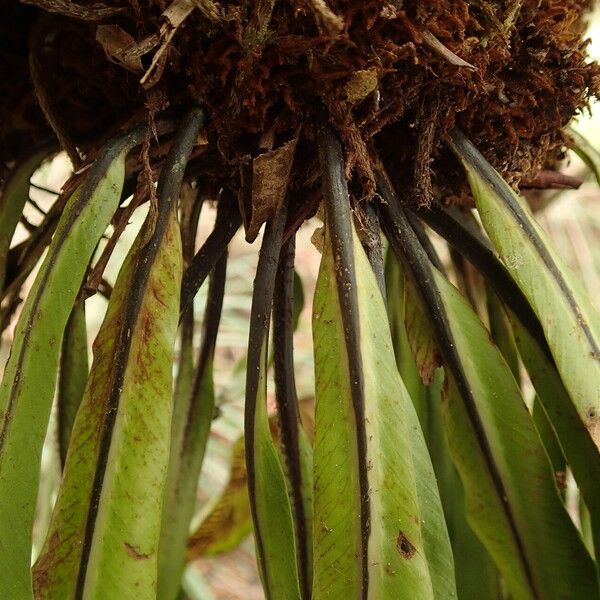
top-left (124, 542), bottom-right (153, 560)
top-left (396, 531), bottom-right (416, 559)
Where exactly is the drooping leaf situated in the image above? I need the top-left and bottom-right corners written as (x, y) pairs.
top-left (57, 299), bottom-right (89, 467)
top-left (450, 129), bottom-right (600, 450)
top-left (0, 147), bottom-right (54, 295)
top-left (379, 173), bottom-right (599, 600)
top-left (313, 128), bottom-right (456, 599)
top-left (273, 237), bottom-right (313, 599)
top-left (419, 202), bottom-right (600, 568)
top-left (0, 128), bottom-right (145, 600)
top-left (245, 203), bottom-right (302, 600)
top-left (158, 253), bottom-right (227, 600)
top-left (186, 437), bottom-right (252, 559)
top-left (32, 110), bottom-right (201, 599)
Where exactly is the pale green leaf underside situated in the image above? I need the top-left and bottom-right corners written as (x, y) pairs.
top-left (312, 223), bottom-right (455, 599)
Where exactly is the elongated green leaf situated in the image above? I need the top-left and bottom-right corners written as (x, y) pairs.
top-left (186, 437), bottom-right (252, 559)
top-left (438, 273), bottom-right (598, 599)
top-left (33, 110), bottom-right (201, 599)
top-left (34, 201), bottom-right (182, 598)
top-left (0, 129), bottom-right (144, 600)
top-left (245, 205), bottom-right (302, 600)
top-left (417, 203), bottom-right (600, 569)
top-left (406, 273), bottom-right (598, 598)
top-left (450, 130), bottom-right (600, 449)
top-left (509, 309), bottom-right (600, 563)
top-left (0, 147), bottom-right (54, 295)
top-left (158, 254), bottom-right (227, 600)
top-left (57, 299), bottom-right (89, 467)
top-left (313, 128), bottom-right (455, 599)
top-left (379, 175), bottom-right (598, 600)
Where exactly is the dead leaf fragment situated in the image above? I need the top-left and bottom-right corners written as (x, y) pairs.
top-left (190, 0), bottom-right (221, 22)
top-left (96, 25), bottom-right (144, 73)
top-left (141, 0), bottom-right (195, 88)
top-left (242, 137), bottom-right (299, 243)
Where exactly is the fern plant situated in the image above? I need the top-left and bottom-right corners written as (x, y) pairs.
top-left (1, 1), bottom-right (600, 599)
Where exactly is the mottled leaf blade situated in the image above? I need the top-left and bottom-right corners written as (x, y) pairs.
top-left (451, 130), bottom-right (600, 448)
top-left (33, 110), bottom-right (203, 598)
top-left (34, 204), bottom-right (182, 599)
top-left (0, 133), bottom-right (138, 600)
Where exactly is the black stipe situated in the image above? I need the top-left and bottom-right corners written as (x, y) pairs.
top-left (415, 203), bottom-right (551, 360)
top-left (244, 202), bottom-right (288, 599)
top-left (183, 250), bottom-right (227, 451)
top-left (273, 236), bottom-right (310, 600)
top-left (180, 190), bottom-right (241, 316)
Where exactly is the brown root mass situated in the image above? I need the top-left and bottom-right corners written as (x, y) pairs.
top-left (2, 0), bottom-right (599, 206)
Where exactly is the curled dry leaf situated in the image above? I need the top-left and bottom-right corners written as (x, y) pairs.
top-left (141, 0), bottom-right (195, 88)
top-left (96, 25), bottom-right (144, 73)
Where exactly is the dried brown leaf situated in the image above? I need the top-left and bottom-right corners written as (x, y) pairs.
top-left (242, 137), bottom-right (299, 243)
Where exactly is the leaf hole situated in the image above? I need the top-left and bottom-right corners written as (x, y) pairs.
top-left (396, 531), bottom-right (416, 559)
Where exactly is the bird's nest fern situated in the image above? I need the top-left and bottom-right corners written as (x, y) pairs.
top-left (1, 1), bottom-right (600, 600)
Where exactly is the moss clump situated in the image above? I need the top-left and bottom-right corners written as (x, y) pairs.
top-left (3, 0), bottom-right (599, 204)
